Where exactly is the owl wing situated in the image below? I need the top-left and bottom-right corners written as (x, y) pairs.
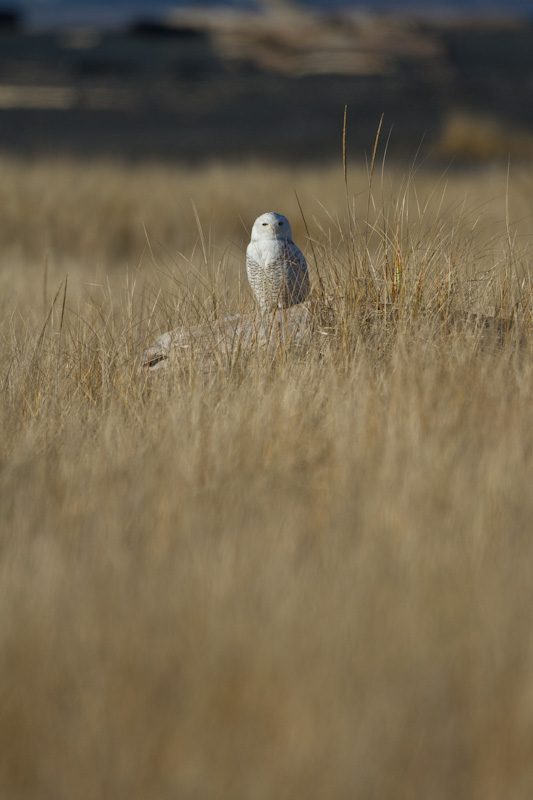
top-left (246, 244), bottom-right (273, 311)
top-left (284, 240), bottom-right (310, 305)
top-left (246, 244), bottom-right (263, 289)
top-left (286, 239), bottom-right (308, 276)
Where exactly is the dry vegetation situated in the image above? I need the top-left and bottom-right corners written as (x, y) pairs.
top-left (2, 152), bottom-right (533, 799)
top-left (437, 111), bottom-right (533, 161)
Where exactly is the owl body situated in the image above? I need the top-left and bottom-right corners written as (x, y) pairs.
top-left (246, 212), bottom-right (310, 313)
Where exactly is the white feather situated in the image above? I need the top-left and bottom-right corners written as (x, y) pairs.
top-left (246, 212), bottom-right (310, 313)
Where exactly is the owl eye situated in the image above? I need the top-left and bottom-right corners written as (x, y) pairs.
top-left (278, 221), bottom-right (283, 225)
top-left (262, 222), bottom-right (268, 226)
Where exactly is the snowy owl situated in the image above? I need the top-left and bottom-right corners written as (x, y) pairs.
top-left (246, 212), bottom-right (310, 313)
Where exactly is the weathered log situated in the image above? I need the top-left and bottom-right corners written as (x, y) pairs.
top-left (140, 302), bottom-right (317, 373)
top-left (140, 297), bottom-right (525, 376)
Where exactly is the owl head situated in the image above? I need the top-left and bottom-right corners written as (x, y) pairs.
top-left (251, 212), bottom-right (292, 242)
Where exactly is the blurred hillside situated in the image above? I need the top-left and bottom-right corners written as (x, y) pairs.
top-left (0, 10), bottom-right (532, 162)
top-left (9, 0), bottom-right (533, 31)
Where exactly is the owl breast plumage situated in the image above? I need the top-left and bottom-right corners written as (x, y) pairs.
top-left (246, 212), bottom-right (310, 313)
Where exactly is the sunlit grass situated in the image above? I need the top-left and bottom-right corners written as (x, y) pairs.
top-left (1, 154), bottom-right (533, 800)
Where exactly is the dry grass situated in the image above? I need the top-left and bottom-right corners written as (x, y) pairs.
top-left (437, 111), bottom-right (533, 160)
top-left (2, 153), bottom-right (533, 799)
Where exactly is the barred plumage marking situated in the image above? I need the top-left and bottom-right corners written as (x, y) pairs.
top-left (246, 212), bottom-right (310, 313)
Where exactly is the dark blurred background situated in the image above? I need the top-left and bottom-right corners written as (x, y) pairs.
top-left (1, 0), bottom-right (532, 163)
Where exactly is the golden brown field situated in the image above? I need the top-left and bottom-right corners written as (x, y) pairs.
top-left (2, 153), bottom-right (533, 799)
